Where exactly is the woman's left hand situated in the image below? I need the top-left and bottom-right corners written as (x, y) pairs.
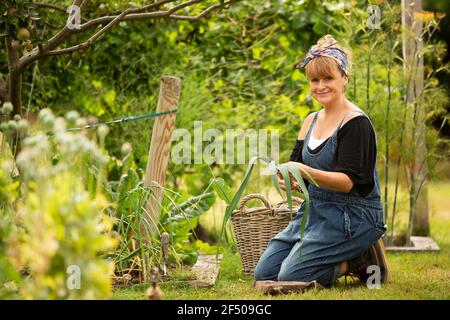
top-left (276, 162), bottom-right (303, 191)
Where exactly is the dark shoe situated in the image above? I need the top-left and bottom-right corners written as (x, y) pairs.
top-left (372, 237), bottom-right (390, 284)
top-left (346, 238), bottom-right (390, 285)
top-left (346, 246), bottom-right (378, 283)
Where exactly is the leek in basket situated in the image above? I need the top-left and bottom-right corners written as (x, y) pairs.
top-left (213, 156), bottom-right (318, 258)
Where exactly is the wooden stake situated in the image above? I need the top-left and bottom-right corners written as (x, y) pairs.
top-left (161, 232), bottom-right (169, 265)
top-left (142, 76), bottom-right (181, 237)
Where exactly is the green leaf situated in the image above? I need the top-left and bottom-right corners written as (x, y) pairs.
top-left (219, 156), bottom-right (273, 243)
top-left (92, 80), bottom-right (102, 89)
top-left (285, 162), bottom-right (311, 259)
top-left (278, 164), bottom-right (292, 211)
top-left (117, 169), bottom-right (140, 200)
top-left (115, 248), bottom-right (141, 264)
top-left (312, 21), bottom-right (326, 35)
top-left (168, 192), bottom-right (216, 222)
top-left (210, 178), bottom-right (232, 205)
top-left (176, 251), bottom-right (198, 265)
top-left (195, 240), bottom-right (224, 255)
top-left (271, 170), bottom-right (282, 197)
top-left (103, 89), bottom-right (116, 107)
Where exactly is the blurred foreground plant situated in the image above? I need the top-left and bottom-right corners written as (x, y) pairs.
top-left (0, 159), bottom-right (21, 299)
top-left (5, 108), bottom-right (118, 299)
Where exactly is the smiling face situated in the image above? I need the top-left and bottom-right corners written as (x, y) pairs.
top-left (305, 56), bottom-right (348, 107)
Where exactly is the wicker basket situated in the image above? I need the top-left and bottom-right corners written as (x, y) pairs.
top-left (231, 193), bottom-right (303, 276)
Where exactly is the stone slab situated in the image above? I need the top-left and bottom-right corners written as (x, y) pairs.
top-left (254, 280), bottom-right (322, 295)
top-left (385, 236), bottom-right (440, 252)
top-left (187, 254), bottom-right (223, 288)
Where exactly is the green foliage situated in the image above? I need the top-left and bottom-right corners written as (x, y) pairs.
top-left (0, 159), bottom-right (21, 299)
top-left (161, 191), bottom-right (217, 265)
top-left (210, 177), bottom-right (232, 205)
top-left (16, 171), bottom-right (116, 299)
top-left (11, 0), bottom-right (346, 187)
top-left (1, 1), bottom-right (448, 269)
top-left (105, 150), bottom-right (217, 281)
top-left (1, 109), bottom-right (117, 299)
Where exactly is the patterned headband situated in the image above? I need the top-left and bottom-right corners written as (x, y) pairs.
top-left (296, 38), bottom-right (349, 76)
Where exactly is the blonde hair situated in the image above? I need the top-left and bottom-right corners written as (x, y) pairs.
top-left (304, 35), bottom-right (352, 80)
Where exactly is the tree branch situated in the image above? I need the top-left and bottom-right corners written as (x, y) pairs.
top-left (17, 0), bottom-right (171, 69)
top-left (17, 0), bottom-right (238, 68)
top-left (47, 4), bottom-right (134, 57)
top-left (79, 0), bottom-right (200, 30)
top-left (17, 0), bottom-right (90, 71)
top-left (43, 0), bottom-right (175, 44)
top-left (32, 2), bottom-right (68, 14)
top-left (32, 2), bottom-right (89, 22)
top-left (0, 75), bottom-right (8, 103)
top-left (46, 0), bottom-right (237, 57)
top-left (169, 1), bottom-right (233, 21)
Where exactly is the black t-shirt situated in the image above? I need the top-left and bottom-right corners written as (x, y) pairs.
top-left (289, 115), bottom-right (376, 197)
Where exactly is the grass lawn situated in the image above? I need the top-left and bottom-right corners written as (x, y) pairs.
top-left (112, 182), bottom-right (450, 300)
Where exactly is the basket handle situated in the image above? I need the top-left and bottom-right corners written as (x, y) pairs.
top-left (274, 197), bottom-right (304, 208)
top-left (238, 193), bottom-right (272, 213)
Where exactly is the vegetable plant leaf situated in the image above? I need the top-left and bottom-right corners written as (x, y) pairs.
top-left (210, 178), bottom-right (232, 205)
top-left (285, 162), bottom-right (310, 258)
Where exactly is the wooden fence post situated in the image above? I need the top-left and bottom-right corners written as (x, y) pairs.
top-left (142, 76), bottom-right (181, 237)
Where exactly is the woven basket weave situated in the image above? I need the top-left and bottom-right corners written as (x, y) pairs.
top-left (231, 193), bottom-right (303, 276)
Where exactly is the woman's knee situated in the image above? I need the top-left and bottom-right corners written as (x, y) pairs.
top-left (254, 239), bottom-right (292, 280)
top-left (277, 266), bottom-right (314, 282)
top-left (254, 259), bottom-right (278, 280)
top-left (277, 264), bottom-right (336, 285)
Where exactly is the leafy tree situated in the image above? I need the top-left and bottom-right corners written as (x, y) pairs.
top-left (0, 0), bottom-right (239, 115)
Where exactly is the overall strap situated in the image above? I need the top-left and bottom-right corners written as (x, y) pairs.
top-left (305, 111), bottom-right (320, 141)
top-left (337, 110), bottom-right (366, 131)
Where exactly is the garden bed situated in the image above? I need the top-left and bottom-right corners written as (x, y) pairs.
top-left (112, 254), bottom-right (223, 289)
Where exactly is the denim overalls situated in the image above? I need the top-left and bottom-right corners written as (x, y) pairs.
top-left (254, 110), bottom-right (386, 286)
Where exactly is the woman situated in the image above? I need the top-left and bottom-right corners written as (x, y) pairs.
top-left (254, 35), bottom-right (389, 288)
